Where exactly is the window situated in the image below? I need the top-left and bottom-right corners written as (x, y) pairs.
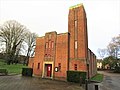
top-left (74, 64), bottom-right (77, 70)
top-left (46, 42), bottom-right (48, 49)
top-left (74, 9), bottom-right (77, 20)
top-left (75, 20), bottom-right (77, 40)
top-left (75, 41), bottom-right (77, 49)
top-left (32, 63), bottom-right (34, 68)
top-left (49, 41), bottom-right (51, 48)
top-left (45, 54), bottom-right (47, 57)
top-left (75, 20), bottom-right (77, 29)
top-left (51, 41), bottom-right (54, 49)
top-left (58, 63), bottom-right (61, 71)
top-left (37, 63), bottom-right (40, 69)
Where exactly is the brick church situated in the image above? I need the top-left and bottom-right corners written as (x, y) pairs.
top-left (28, 4), bottom-right (97, 80)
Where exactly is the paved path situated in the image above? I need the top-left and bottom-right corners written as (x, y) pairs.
top-left (0, 75), bottom-right (83, 90)
top-left (98, 71), bottom-right (120, 90)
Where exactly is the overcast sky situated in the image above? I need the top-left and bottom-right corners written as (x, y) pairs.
top-left (0, 0), bottom-right (120, 58)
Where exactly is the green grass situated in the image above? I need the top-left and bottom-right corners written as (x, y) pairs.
top-left (91, 73), bottom-right (103, 82)
top-left (0, 59), bottom-right (28, 74)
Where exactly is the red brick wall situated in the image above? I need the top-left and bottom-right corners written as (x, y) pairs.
top-left (68, 8), bottom-right (75, 58)
top-left (77, 6), bottom-right (88, 58)
top-left (28, 4), bottom-right (97, 80)
top-left (88, 49), bottom-right (97, 78)
top-left (44, 32), bottom-right (57, 62)
top-left (33, 37), bottom-right (45, 76)
top-left (88, 49), bottom-right (91, 78)
top-left (68, 5), bottom-right (88, 72)
top-left (54, 33), bottom-right (69, 79)
top-left (68, 5), bottom-right (88, 59)
top-left (69, 60), bottom-right (86, 71)
top-left (93, 55), bottom-right (97, 76)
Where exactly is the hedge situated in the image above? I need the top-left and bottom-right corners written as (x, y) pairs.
top-left (22, 68), bottom-right (33, 77)
top-left (114, 66), bottom-right (120, 73)
top-left (0, 69), bottom-right (8, 75)
top-left (67, 71), bottom-right (86, 83)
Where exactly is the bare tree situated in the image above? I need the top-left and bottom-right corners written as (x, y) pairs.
top-left (97, 48), bottom-right (106, 59)
top-left (107, 34), bottom-right (120, 58)
top-left (107, 43), bottom-right (116, 56)
top-left (0, 20), bottom-right (28, 64)
top-left (13, 43), bottom-right (23, 64)
top-left (23, 32), bottom-right (38, 65)
top-left (112, 34), bottom-right (120, 45)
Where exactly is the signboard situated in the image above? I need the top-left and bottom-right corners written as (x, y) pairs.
top-left (55, 67), bottom-right (58, 72)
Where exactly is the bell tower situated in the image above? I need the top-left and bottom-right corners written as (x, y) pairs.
top-left (68, 4), bottom-right (88, 71)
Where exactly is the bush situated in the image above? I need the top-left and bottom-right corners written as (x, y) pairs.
top-left (67, 71), bottom-right (86, 83)
top-left (22, 68), bottom-right (33, 77)
top-left (114, 66), bottom-right (120, 73)
top-left (0, 69), bottom-right (8, 75)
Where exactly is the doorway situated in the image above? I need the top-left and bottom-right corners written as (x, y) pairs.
top-left (45, 64), bottom-right (52, 77)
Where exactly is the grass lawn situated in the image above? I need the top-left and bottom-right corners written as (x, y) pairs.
top-left (0, 59), bottom-right (28, 74)
top-left (91, 73), bottom-right (103, 82)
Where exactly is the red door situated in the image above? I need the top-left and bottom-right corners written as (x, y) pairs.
top-left (47, 64), bottom-right (52, 77)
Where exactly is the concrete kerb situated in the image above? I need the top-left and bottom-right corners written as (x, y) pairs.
top-left (87, 80), bottom-right (102, 90)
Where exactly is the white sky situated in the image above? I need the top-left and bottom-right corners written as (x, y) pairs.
top-left (0, 0), bottom-right (120, 58)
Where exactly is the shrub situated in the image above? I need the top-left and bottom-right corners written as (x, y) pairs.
top-left (67, 71), bottom-right (86, 83)
top-left (0, 69), bottom-right (8, 75)
top-left (114, 66), bottom-right (120, 73)
top-left (22, 68), bottom-right (33, 77)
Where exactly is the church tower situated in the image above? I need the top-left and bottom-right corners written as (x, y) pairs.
top-left (28, 3), bottom-right (97, 80)
top-left (68, 4), bottom-right (88, 71)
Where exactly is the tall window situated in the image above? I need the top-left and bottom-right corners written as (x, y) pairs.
top-left (46, 42), bottom-right (48, 49)
top-left (49, 41), bottom-right (51, 48)
top-left (74, 8), bottom-right (77, 20)
top-left (74, 64), bottom-right (77, 70)
top-left (51, 41), bottom-right (54, 49)
top-left (75, 19), bottom-right (78, 58)
top-left (58, 63), bottom-right (61, 71)
top-left (45, 42), bottom-right (48, 57)
top-left (75, 20), bottom-right (77, 28)
top-left (32, 63), bottom-right (34, 68)
top-left (37, 63), bottom-right (40, 69)
top-left (75, 41), bottom-right (77, 49)
top-left (75, 20), bottom-right (77, 40)
top-left (74, 8), bottom-right (78, 41)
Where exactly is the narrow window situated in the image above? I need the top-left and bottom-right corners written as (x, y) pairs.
top-left (49, 41), bottom-right (51, 48)
top-left (74, 8), bottom-right (78, 40)
top-left (75, 20), bottom-right (77, 40)
top-left (51, 41), bottom-right (54, 49)
top-left (74, 64), bottom-right (77, 70)
top-left (74, 8), bottom-right (78, 41)
top-left (46, 42), bottom-right (48, 48)
top-left (75, 41), bottom-right (77, 49)
top-left (32, 63), bottom-right (34, 68)
top-left (58, 63), bottom-right (61, 71)
top-left (74, 9), bottom-right (77, 20)
top-left (45, 54), bottom-right (47, 57)
top-left (75, 20), bottom-right (77, 29)
top-left (37, 63), bottom-right (40, 69)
